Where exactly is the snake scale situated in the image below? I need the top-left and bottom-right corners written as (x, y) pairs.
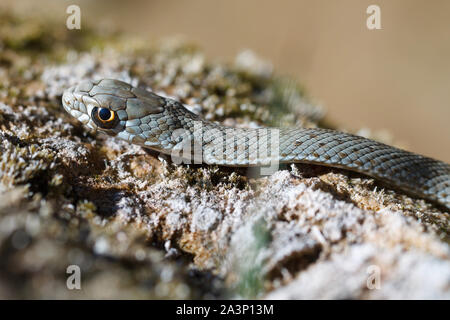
top-left (62, 79), bottom-right (450, 210)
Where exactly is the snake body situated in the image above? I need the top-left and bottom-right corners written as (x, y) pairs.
top-left (62, 79), bottom-right (450, 210)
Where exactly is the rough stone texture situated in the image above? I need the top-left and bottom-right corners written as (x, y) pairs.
top-left (0, 10), bottom-right (449, 299)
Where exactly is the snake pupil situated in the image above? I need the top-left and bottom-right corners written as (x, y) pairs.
top-left (98, 108), bottom-right (112, 121)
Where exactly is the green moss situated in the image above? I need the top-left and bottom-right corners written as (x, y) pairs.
top-left (234, 217), bottom-right (272, 298)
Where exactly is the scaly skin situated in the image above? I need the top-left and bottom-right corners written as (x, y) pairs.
top-left (62, 79), bottom-right (450, 210)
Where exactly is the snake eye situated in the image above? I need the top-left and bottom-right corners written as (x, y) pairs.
top-left (98, 108), bottom-right (114, 122)
top-left (91, 107), bottom-right (119, 129)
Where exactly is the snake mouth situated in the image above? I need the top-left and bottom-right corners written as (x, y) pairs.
top-left (62, 86), bottom-right (98, 130)
top-left (61, 88), bottom-right (75, 114)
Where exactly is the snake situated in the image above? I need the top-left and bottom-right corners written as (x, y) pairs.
top-left (62, 79), bottom-right (450, 210)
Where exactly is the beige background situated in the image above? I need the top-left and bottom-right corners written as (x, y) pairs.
top-left (4, 0), bottom-right (450, 162)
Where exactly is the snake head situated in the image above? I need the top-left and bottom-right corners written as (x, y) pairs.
top-left (62, 79), bottom-right (168, 145)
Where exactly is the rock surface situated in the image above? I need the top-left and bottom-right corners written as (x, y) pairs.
top-left (0, 10), bottom-right (449, 299)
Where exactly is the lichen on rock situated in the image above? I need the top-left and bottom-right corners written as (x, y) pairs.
top-left (0, 9), bottom-right (449, 299)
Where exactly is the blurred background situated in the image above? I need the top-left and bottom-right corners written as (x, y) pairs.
top-left (2, 0), bottom-right (450, 162)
